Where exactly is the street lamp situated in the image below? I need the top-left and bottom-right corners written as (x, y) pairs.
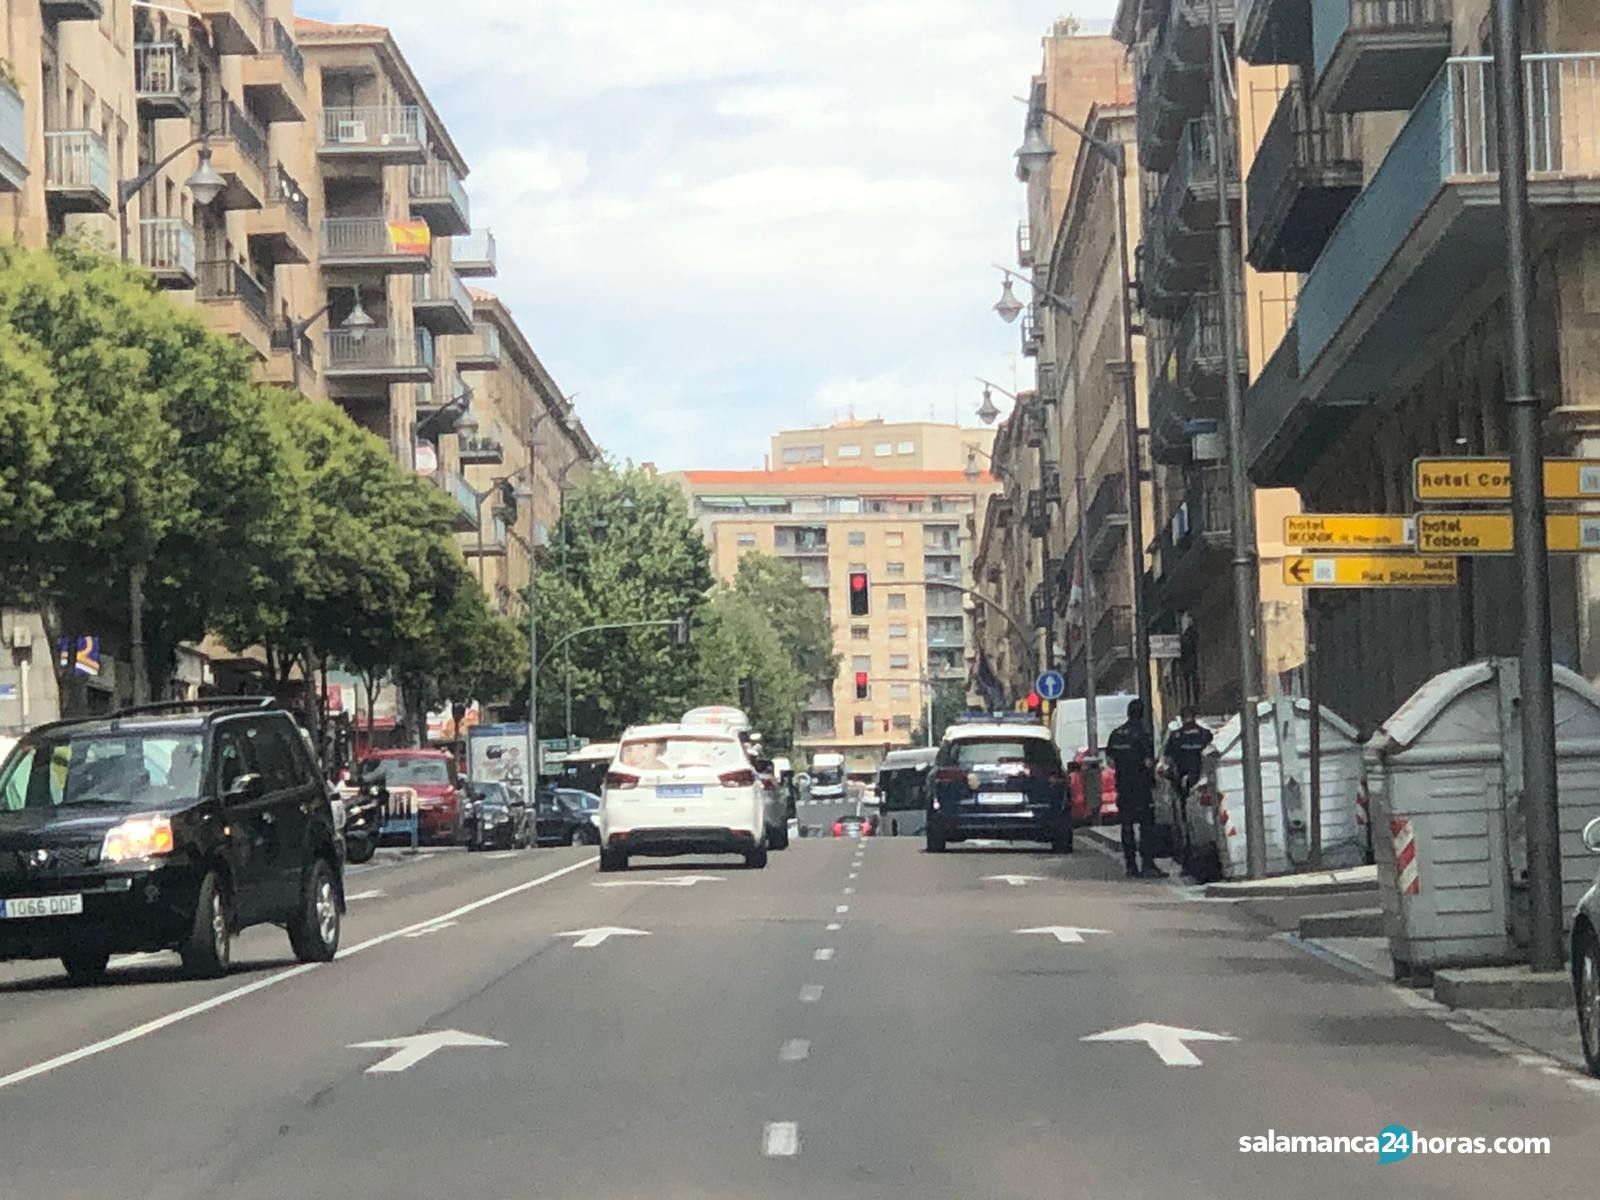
top-left (525, 397), bottom-right (577, 787)
top-left (409, 386), bottom-right (478, 475)
top-left (1014, 124), bottom-right (1057, 176)
top-left (470, 469), bottom-right (534, 588)
top-left (976, 383), bottom-right (1002, 426)
top-left (993, 278), bottom-right (1024, 324)
top-left (116, 137), bottom-right (225, 263)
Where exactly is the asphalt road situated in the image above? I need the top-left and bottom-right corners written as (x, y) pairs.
top-left (1, 837), bottom-right (1598, 1199)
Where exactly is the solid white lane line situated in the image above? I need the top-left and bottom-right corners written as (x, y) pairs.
top-left (836, 905), bottom-right (849, 913)
top-left (799, 985), bottom-right (823, 1003)
top-left (779, 1039), bottom-right (810, 1062)
top-left (485, 851), bottom-right (519, 860)
top-left (402, 921), bottom-right (458, 938)
top-left (763, 1121), bottom-right (800, 1157)
top-left (814, 948), bottom-right (835, 962)
top-left (826, 922), bottom-right (842, 931)
top-left (0, 856), bottom-right (598, 1093)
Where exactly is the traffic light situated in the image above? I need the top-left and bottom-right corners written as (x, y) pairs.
top-left (738, 676), bottom-right (756, 710)
top-left (854, 671), bottom-right (869, 700)
top-left (848, 570), bottom-right (870, 616)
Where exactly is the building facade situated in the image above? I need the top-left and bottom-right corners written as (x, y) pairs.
top-left (1233, 0), bottom-right (1600, 729)
top-left (673, 422), bottom-right (998, 774)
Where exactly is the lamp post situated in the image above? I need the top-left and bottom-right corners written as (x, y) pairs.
top-left (114, 138), bottom-right (225, 707)
top-left (408, 386), bottom-right (479, 476)
top-left (524, 399), bottom-right (576, 787)
top-left (469, 469), bottom-right (533, 589)
top-left (281, 289), bottom-right (374, 387)
top-left (1013, 104), bottom-right (1152, 732)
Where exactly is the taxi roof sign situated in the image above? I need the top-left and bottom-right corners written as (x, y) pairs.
top-left (1414, 457), bottom-right (1600, 502)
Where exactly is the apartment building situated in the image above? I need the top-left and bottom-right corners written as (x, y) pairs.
top-left (1111, 0), bottom-right (1307, 718)
top-left (672, 424), bottom-right (998, 773)
top-left (771, 419), bottom-right (991, 473)
top-left (1231, 0), bottom-right (1600, 727)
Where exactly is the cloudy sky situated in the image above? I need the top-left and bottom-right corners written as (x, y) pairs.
top-left (305, 1), bottom-right (1122, 470)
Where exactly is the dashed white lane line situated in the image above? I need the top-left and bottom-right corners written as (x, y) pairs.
top-left (779, 1039), bottom-right (810, 1062)
top-left (826, 922), bottom-right (842, 931)
top-left (836, 905), bottom-right (849, 914)
top-left (763, 1122), bottom-right (800, 1157)
top-left (345, 889), bottom-right (385, 901)
top-left (485, 851), bottom-right (520, 860)
top-left (843, 887), bottom-right (856, 896)
top-left (814, 948), bottom-right (835, 962)
top-left (0, 856), bottom-right (598, 1093)
top-left (849, 872), bottom-right (859, 880)
top-left (799, 985), bottom-right (824, 1003)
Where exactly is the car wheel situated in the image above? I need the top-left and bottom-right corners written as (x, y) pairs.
top-left (598, 847), bottom-right (628, 872)
top-left (769, 823), bottom-right (790, 851)
top-left (180, 870), bottom-right (232, 980)
top-left (61, 947), bottom-right (110, 986)
top-left (345, 836), bottom-right (376, 866)
top-left (1576, 926), bottom-right (1600, 1076)
top-left (745, 846), bottom-right (769, 869)
top-left (288, 858), bottom-right (341, 964)
top-left (925, 832), bottom-right (946, 853)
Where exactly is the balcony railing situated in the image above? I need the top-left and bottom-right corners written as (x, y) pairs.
top-left (1311, 0), bottom-right (1451, 113)
top-left (1177, 293), bottom-right (1247, 397)
top-left (265, 17), bottom-right (305, 81)
top-left (1085, 473), bottom-right (1130, 569)
top-left (266, 165), bottom-right (310, 226)
top-left (0, 80), bottom-right (26, 191)
top-left (1017, 220), bottom-right (1035, 267)
top-left (43, 129), bottom-right (110, 205)
top-left (451, 228), bottom-right (497, 277)
top-left (433, 469), bottom-right (481, 528)
top-left (139, 217), bottom-right (196, 280)
top-left (1246, 78), bottom-right (1363, 272)
top-left (320, 216), bottom-right (430, 263)
top-left (1239, 0), bottom-right (1311, 65)
top-left (324, 327), bottom-right (427, 374)
top-left (319, 105), bottom-right (424, 152)
top-left (1136, 0), bottom-right (1232, 170)
top-left (1020, 306), bottom-right (1041, 357)
top-left (415, 262), bottom-right (474, 316)
top-left (201, 98), bottom-right (270, 176)
top-left (196, 260), bottom-right (270, 326)
top-left (458, 433), bottom-right (505, 466)
top-left (1092, 605), bottom-right (1135, 667)
top-left (455, 321), bottom-right (502, 367)
top-left (134, 43), bottom-right (191, 115)
top-left (269, 323), bottom-right (316, 368)
top-left (408, 159), bottom-right (470, 234)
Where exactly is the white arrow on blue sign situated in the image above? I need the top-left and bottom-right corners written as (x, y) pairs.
top-left (1035, 670), bottom-right (1066, 701)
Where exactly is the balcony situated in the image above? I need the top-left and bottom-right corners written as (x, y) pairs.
top-left (1238, 0), bottom-right (1311, 65)
top-left (265, 323), bottom-right (316, 387)
top-left (412, 262), bottom-right (474, 335)
top-left (323, 328), bottom-right (433, 385)
top-left (1084, 473), bottom-right (1130, 570)
top-left (138, 217), bottom-right (196, 289)
top-left (464, 513), bottom-right (509, 556)
top-left (1246, 78), bottom-right (1363, 271)
top-left (1176, 293), bottom-right (1247, 403)
top-left (1137, 0), bottom-right (1234, 172)
top-left (242, 18), bottom-right (309, 123)
top-left (320, 216), bottom-right (431, 273)
top-left (1092, 605), bottom-right (1135, 677)
top-left (409, 159), bottom-right (470, 237)
top-left (41, 0), bottom-right (102, 20)
top-left (134, 43), bottom-right (192, 119)
top-left (1147, 335), bottom-right (1190, 465)
top-left (190, 0), bottom-right (263, 55)
top-left (199, 100), bottom-right (269, 210)
top-left (454, 321), bottom-right (502, 371)
top-left (1248, 54), bottom-right (1600, 486)
top-left (1149, 465), bottom-right (1232, 612)
top-left (196, 260), bottom-right (271, 359)
top-left (927, 622), bottom-right (966, 650)
top-left (1142, 118), bottom-right (1236, 312)
top-left (432, 468), bottom-right (481, 533)
top-left (248, 165), bottom-right (313, 264)
top-left (1024, 490), bottom-right (1048, 539)
top-left (458, 432), bottom-right (505, 466)
top-left (1017, 220), bottom-right (1035, 267)
top-left (0, 80), bottom-right (27, 193)
top-left (318, 106), bottom-right (425, 165)
top-left (451, 229), bottom-right (497, 277)
top-left (43, 130), bottom-right (111, 214)
top-left (1020, 306), bottom-right (1042, 357)
top-left (1311, 0), bottom-right (1451, 113)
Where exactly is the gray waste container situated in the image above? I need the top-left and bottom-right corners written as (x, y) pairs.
top-left (1364, 658), bottom-right (1600, 974)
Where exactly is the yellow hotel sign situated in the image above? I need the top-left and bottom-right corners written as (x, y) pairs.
top-left (1282, 556), bottom-right (1458, 588)
top-left (1415, 512), bottom-right (1600, 554)
top-left (1414, 457), bottom-right (1600, 502)
top-left (1283, 514), bottom-right (1416, 549)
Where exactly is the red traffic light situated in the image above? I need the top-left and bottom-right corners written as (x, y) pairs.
top-left (848, 570), bottom-right (870, 616)
top-left (854, 671), bottom-right (869, 700)
top-left (1026, 691), bottom-right (1041, 710)
top-left (850, 573), bottom-right (867, 591)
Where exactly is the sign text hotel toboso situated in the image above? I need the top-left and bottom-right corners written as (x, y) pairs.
top-left (1280, 458), bottom-right (1600, 588)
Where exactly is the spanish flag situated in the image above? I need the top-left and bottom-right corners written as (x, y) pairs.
top-left (388, 219), bottom-right (432, 256)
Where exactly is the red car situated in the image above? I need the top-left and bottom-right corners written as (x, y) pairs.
top-left (1068, 749), bottom-right (1121, 825)
top-left (357, 749), bottom-right (465, 845)
top-left (833, 813), bottom-right (878, 838)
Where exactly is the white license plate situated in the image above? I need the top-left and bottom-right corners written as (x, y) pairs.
top-left (1, 894), bottom-right (84, 919)
top-left (977, 792), bottom-right (1026, 806)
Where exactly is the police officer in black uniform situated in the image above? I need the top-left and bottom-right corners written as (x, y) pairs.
top-left (1162, 706), bottom-right (1214, 799)
top-left (1105, 699), bottom-right (1165, 879)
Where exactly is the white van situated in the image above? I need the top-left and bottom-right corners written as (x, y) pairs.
top-left (809, 752), bottom-right (846, 801)
top-left (599, 724), bottom-right (768, 871)
top-left (1052, 692), bottom-right (1139, 763)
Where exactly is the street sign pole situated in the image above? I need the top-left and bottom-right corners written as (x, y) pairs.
top-left (1492, 0), bottom-right (1563, 972)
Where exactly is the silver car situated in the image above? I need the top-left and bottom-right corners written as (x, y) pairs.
top-left (1572, 816), bottom-right (1600, 1075)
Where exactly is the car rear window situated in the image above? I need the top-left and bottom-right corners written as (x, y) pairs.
top-left (361, 757), bottom-right (452, 786)
top-left (617, 736), bottom-right (743, 772)
top-left (942, 738), bottom-right (1060, 771)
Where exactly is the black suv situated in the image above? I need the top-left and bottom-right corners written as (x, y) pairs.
top-left (0, 698), bottom-right (344, 984)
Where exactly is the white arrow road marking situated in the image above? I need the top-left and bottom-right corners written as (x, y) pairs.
top-left (826, 922), bottom-right (842, 931)
top-left (799, 984), bottom-right (823, 1003)
top-left (1080, 1023), bottom-right (1237, 1067)
top-left (779, 1039), bottom-right (810, 1062)
top-left (349, 1029), bottom-right (506, 1074)
top-left (345, 889), bottom-right (385, 901)
top-left (557, 926), bottom-right (651, 949)
top-left (592, 874), bottom-right (726, 889)
top-left (763, 1121), bottom-right (800, 1157)
top-left (836, 905), bottom-right (849, 913)
top-left (1014, 925), bottom-right (1109, 944)
top-left (984, 874), bottom-right (1046, 887)
top-left (402, 921), bottom-right (457, 938)
top-left (814, 948), bottom-right (835, 962)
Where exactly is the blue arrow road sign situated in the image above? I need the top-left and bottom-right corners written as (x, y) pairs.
top-left (1036, 670), bottom-right (1066, 701)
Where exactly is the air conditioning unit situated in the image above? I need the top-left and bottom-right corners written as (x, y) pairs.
top-left (334, 120), bottom-right (367, 144)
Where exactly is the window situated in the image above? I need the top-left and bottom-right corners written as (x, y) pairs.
top-left (837, 444), bottom-right (861, 458)
top-left (848, 530), bottom-right (866, 546)
top-left (804, 445), bottom-right (824, 462)
top-left (888, 624), bottom-right (909, 639)
top-left (888, 593), bottom-right (907, 610)
top-left (890, 654), bottom-right (910, 670)
top-left (245, 718), bottom-right (302, 793)
top-left (782, 447), bottom-right (805, 464)
top-left (852, 625), bottom-right (870, 641)
top-left (886, 531), bottom-right (905, 548)
top-left (893, 715), bottom-right (914, 732)
top-left (852, 654), bottom-right (871, 673)
top-left (736, 533), bottom-right (756, 548)
top-left (853, 715), bottom-right (866, 736)
top-left (875, 443), bottom-right (893, 457)
top-left (891, 684), bottom-right (911, 701)
top-left (886, 561), bottom-right (906, 577)
top-left (897, 441), bottom-right (915, 455)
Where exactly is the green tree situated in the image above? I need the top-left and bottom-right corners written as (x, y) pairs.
top-left (689, 589), bottom-right (807, 748)
top-left (730, 552), bottom-right (839, 689)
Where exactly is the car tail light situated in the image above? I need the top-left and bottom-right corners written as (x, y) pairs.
top-left (935, 767), bottom-right (964, 784)
top-left (605, 771), bottom-right (639, 791)
top-left (832, 821), bottom-right (844, 836)
top-left (719, 768), bottom-right (756, 788)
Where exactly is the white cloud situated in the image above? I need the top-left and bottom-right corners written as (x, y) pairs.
top-left (309, 0), bottom-right (1124, 466)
